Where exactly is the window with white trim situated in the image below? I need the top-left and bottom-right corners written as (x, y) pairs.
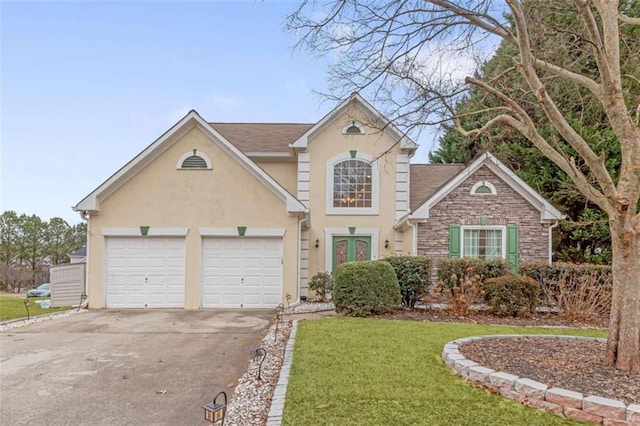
top-left (176, 150), bottom-right (212, 170)
top-left (333, 159), bottom-right (372, 208)
top-left (326, 152), bottom-right (379, 214)
top-left (462, 226), bottom-right (505, 259)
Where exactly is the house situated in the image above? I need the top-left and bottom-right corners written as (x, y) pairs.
top-left (68, 246), bottom-right (87, 264)
top-left (73, 94), bottom-right (564, 309)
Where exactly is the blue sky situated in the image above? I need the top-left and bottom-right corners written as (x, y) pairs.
top-left (1, 0), bottom-right (440, 224)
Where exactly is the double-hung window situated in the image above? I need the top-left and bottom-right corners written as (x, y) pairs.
top-left (462, 228), bottom-right (504, 259)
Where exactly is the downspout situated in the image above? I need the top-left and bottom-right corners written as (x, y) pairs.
top-left (293, 213), bottom-right (309, 308)
top-left (548, 221), bottom-right (559, 264)
top-left (407, 219), bottom-right (418, 255)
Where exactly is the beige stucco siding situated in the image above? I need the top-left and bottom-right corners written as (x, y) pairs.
top-left (87, 126), bottom-right (299, 309)
top-left (256, 162), bottom-right (297, 195)
top-left (416, 166), bottom-right (550, 270)
top-left (303, 109), bottom-right (402, 279)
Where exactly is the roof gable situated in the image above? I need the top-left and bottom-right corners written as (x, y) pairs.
top-left (74, 111), bottom-right (307, 215)
top-left (290, 93), bottom-right (418, 152)
top-left (411, 152), bottom-right (565, 222)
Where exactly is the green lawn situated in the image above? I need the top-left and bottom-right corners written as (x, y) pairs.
top-left (282, 318), bottom-right (607, 426)
top-left (0, 296), bottom-right (70, 321)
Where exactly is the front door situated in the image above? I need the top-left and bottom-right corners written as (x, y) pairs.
top-left (332, 236), bottom-right (371, 274)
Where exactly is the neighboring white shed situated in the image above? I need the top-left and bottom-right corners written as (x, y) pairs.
top-left (49, 263), bottom-right (85, 307)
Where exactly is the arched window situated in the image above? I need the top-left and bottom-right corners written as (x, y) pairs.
top-left (326, 152), bottom-right (379, 214)
top-left (470, 180), bottom-right (497, 195)
top-left (176, 150), bottom-right (212, 170)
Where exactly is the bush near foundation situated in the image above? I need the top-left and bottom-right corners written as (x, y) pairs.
top-left (519, 262), bottom-right (612, 320)
top-left (484, 275), bottom-right (540, 317)
top-left (382, 255), bottom-right (432, 308)
top-left (333, 261), bottom-right (401, 317)
top-left (437, 258), bottom-right (512, 290)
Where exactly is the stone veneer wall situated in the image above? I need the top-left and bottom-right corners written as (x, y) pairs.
top-left (417, 166), bottom-right (551, 267)
top-left (442, 335), bottom-right (640, 425)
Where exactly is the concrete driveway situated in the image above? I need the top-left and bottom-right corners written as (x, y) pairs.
top-left (0, 309), bottom-right (274, 425)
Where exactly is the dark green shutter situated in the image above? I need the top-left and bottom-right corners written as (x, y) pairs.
top-left (507, 225), bottom-right (519, 273)
top-left (449, 225), bottom-right (461, 258)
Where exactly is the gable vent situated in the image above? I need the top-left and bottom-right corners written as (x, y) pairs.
top-left (181, 155), bottom-right (208, 169)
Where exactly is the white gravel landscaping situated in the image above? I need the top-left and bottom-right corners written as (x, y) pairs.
top-left (0, 308), bottom-right (87, 332)
top-left (283, 300), bottom-right (334, 314)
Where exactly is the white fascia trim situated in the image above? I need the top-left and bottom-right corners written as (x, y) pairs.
top-left (244, 152), bottom-right (294, 160)
top-left (412, 152), bottom-right (565, 222)
top-left (199, 228), bottom-right (286, 237)
top-left (323, 227), bottom-right (380, 271)
top-left (460, 225), bottom-right (507, 259)
top-left (176, 150), bottom-right (213, 169)
top-left (75, 113), bottom-right (198, 211)
top-left (325, 151), bottom-right (380, 215)
top-left (191, 115), bottom-right (307, 214)
top-left (102, 227), bottom-right (189, 237)
top-left (75, 110), bottom-right (307, 215)
top-left (290, 93), bottom-right (417, 151)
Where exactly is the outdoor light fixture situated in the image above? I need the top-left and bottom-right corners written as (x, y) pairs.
top-left (385, 239), bottom-right (389, 249)
top-left (275, 303), bottom-right (285, 339)
top-left (249, 347), bottom-right (267, 381)
top-left (202, 391), bottom-right (227, 425)
top-left (24, 299), bottom-right (32, 320)
top-left (315, 238), bottom-right (320, 248)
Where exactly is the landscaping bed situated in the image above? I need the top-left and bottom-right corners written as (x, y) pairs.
top-left (459, 336), bottom-right (638, 406)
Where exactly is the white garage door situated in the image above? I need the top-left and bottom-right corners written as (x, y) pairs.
top-left (105, 237), bottom-right (185, 308)
top-left (202, 237), bottom-right (283, 308)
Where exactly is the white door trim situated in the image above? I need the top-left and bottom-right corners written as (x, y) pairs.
top-left (323, 227), bottom-right (380, 273)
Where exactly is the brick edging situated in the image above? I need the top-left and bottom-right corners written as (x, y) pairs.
top-left (442, 335), bottom-right (640, 425)
top-left (266, 320), bottom-right (298, 426)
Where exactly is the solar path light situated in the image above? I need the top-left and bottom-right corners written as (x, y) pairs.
top-left (249, 347), bottom-right (267, 381)
top-left (202, 391), bottom-right (227, 425)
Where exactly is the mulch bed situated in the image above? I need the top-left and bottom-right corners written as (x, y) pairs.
top-left (460, 337), bottom-right (639, 406)
top-left (373, 309), bottom-right (638, 406)
top-left (375, 308), bottom-right (609, 329)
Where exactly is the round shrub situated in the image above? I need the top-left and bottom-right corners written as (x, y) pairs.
top-left (484, 275), bottom-right (540, 317)
top-left (333, 260), bottom-right (401, 317)
top-left (382, 255), bottom-right (432, 308)
top-left (308, 271), bottom-right (333, 301)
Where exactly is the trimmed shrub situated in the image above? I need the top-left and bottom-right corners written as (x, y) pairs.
top-left (308, 271), bottom-right (333, 301)
top-left (333, 261), bottom-right (401, 317)
top-left (437, 258), bottom-right (512, 290)
top-left (382, 255), bottom-right (432, 308)
top-left (484, 275), bottom-right (540, 317)
top-left (519, 262), bottom-right (612, 320)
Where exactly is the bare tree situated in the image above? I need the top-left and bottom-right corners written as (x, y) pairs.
top-left (288, 0), bottom-right (640, 371)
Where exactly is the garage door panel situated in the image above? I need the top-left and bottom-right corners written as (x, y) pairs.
top-left (202, 237), bottom-right (283, 308)
top-left (105, 237), bottom-right (185, 308)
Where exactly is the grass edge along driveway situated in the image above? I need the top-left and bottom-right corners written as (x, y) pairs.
top-left (282, 318), bottom-right (606, 426)
top-left (0, 296), bottom-right (69, 321)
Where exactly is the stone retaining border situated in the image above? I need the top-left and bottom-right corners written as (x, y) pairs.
top-left (442, 335), bottom-right (640, 425)
top-left (266, 320), bottom-right (298, 426)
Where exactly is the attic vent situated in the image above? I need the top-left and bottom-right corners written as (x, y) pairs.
top-left (342, 120), bottom-right (365, 135)
top-left (181, 155), bottom-right (207, 169)
top-left (176, 150), bottom-right (212, 170)
top-left (471, 180), bottom-right (497, 195)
